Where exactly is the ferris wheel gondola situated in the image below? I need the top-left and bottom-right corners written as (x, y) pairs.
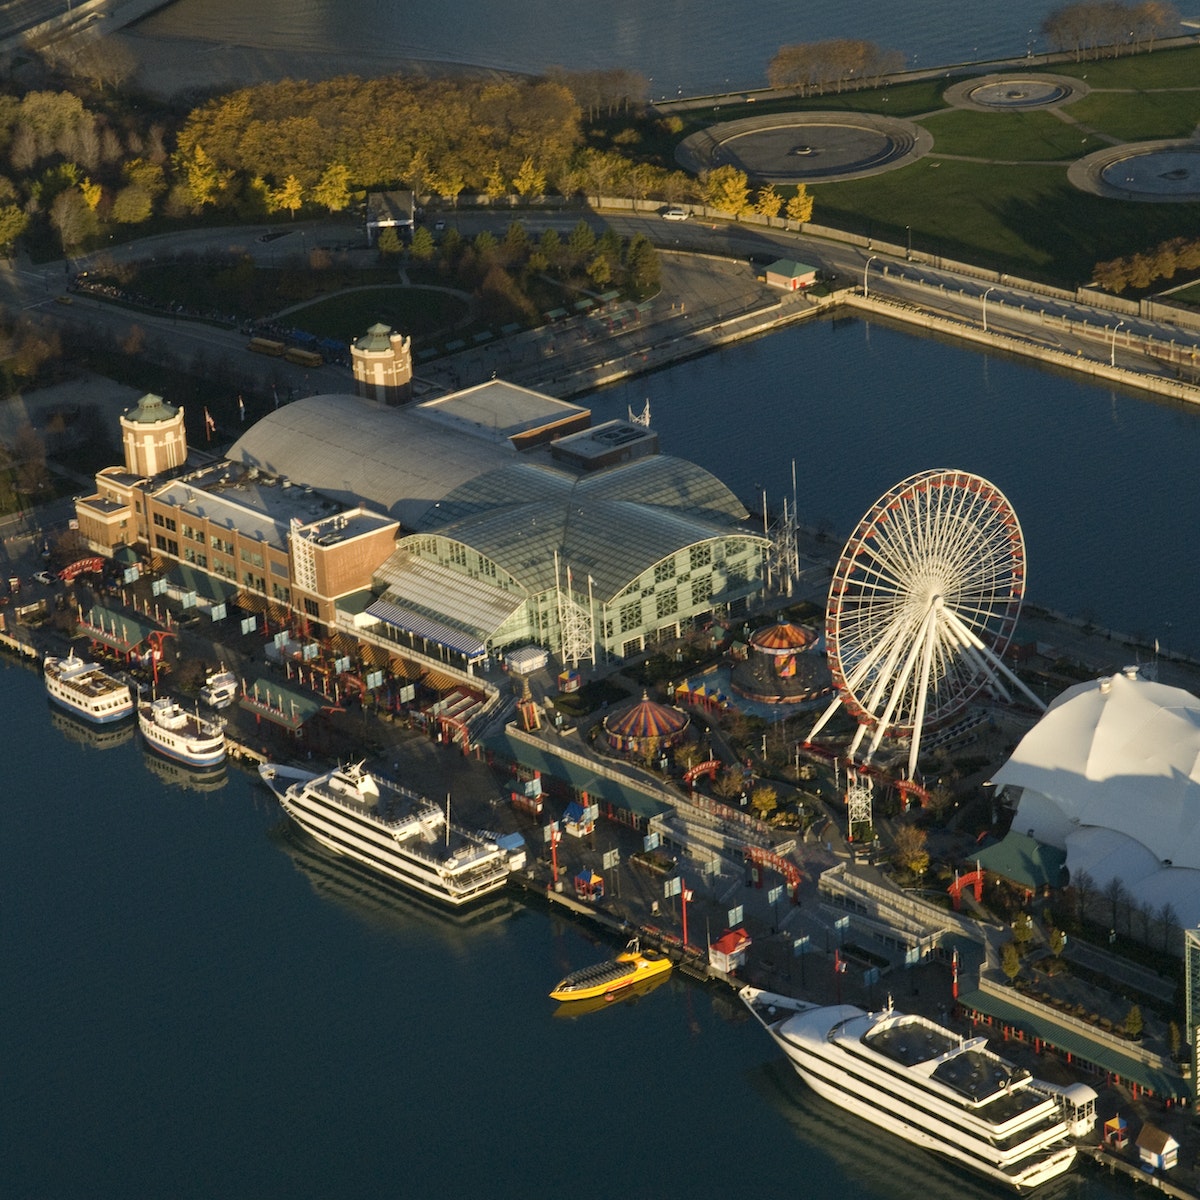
top-left (807, 468), bottom-right (1045, 779)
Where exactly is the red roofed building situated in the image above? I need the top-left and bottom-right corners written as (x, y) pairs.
top-left (709, 927), bottom-right (752, 974)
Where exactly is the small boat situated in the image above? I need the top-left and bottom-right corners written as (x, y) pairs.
top-left (43, 652), bottom-right (134, 724)
top-left (138, 695), bottom-right (226, 767)
top-left (549, 937), bottom-right (672, 1002)
top-left (552, 969), bottom-right (670, 1018)
top-left (199, 666), bottom-right (238, 709)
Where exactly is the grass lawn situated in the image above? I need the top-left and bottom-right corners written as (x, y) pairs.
top-left (1066, 88), bottom-right (1200, 141)
top-left (920, 108), bottom-right (1105, 160)
top-left (1169, 282), bottom-right (1200, 305)
top-left (1049, 44), bottom-right (1200, 88)
top-left (812, 159), bottom-right (1200, 282)
top-left (282, 287), bottom-right (469, 342)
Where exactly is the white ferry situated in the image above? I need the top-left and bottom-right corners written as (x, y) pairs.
top-left (740, 988), bottom-right (1097, 1194)
top-left (199, 667), bottom-right (239, 709)
top-left (260, 761), bottom-right (511, 907)
top-left (138, 695), bottom-right (227, 767)
top-left (43, 652), bottom-right (134, 724)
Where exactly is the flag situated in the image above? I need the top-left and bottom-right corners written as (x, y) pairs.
top-left (237, 394), bottom-right (245, 422)
top-left (203, 407), bottom-right (216, 440)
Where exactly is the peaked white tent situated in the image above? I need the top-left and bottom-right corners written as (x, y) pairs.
top-left (991, 666), bottom-right (1200, 928)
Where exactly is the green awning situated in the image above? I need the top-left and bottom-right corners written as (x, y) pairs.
top-left (973, 832), bottom-right (1067, 891)
top-left (958, 986), bottom-right (1186, 1098)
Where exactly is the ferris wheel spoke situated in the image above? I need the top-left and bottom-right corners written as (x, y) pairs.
top-left (813, 468), bottom-right (1038, 774)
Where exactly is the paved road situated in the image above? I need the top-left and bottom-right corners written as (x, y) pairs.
top-left (4, 208), bottom-right (1198, 409)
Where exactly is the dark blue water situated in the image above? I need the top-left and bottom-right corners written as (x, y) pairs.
top-left (1, 658), bottom-right (1128, 1199)
top-left (8, 324), bottom-right (1182, 1199)
top-left (142, 0), bottom-right (1091, 94)
top-left (590, 317), bottom-right (1200, 658)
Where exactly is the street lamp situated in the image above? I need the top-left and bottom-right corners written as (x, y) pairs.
top-left (1111, 320), bottom-right (1126, 367)
top-left (863, 254), bottom-right (878, 298)
top-left (905, 225), bottom-right (912, 260)
top-left (981, 286), bottom-right (996, 332)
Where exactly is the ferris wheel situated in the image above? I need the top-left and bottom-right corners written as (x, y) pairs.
top-left (807, 468), bottom-right (1045, 779)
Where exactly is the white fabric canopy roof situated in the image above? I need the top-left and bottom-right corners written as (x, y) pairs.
top-left (992, 667), bottom-right (1200, 925)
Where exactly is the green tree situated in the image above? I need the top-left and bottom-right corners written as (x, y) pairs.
top-left (49, 187), bottom-right (96, 252)
top-left (377, 226), bottom-right (402, 257)
top-left (312, 162), bottom-right (352, 213)
top-left (624, 233), bottom-right (660, 297)
top-left (110, 184), bottom-right (153, 225)
top-left (750, 784), bottom-right (779, 821)
top-left (124, 158), bottom-right (166, 199)
top-left (410, 225), bottom-right (435, 261)
top-left (271, 174), bottom-right (304, 218)
top-left (1001, 941), bottom-right (1021, 986)
top-left (0, 201), bottom-right (28, 251)
top-left (512, 156), bottom-right (546, 198)
top-left (567, 218), bottom-right (596, 264)
top-left (754, 184), bottom-right (783, 219)
top-left (1012, 911), bottom-right (1034, 949)
top-left (178, 144), bottom-right (230, 209)
top-left (1124, 1003), bottom-right (1144, 1040)
top-left (586, 252), bottom-right (613, 289)
top-left (700, 164), bottom-right (750, 217)
top-left (1049, 926), bottom-right (1067, 959)
top-left (892, 824), bottom-right (929, 878)
top-left (484, 159), bottom-right (508, 201)
top-left (786, 185), bottom-right (815, 225)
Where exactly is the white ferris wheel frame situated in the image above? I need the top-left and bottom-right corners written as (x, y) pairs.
top-left (808, 468), bottom-right (1045, 779)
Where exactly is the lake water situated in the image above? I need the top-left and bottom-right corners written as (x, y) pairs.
top-left (587, 316), bottom-right (1200, 659)
top-left (140, 0), bottom-right (1102, 94)
top-left (5, 317), bottom-right (1199, 1198)
top-left (11, 7), bottom-right (1200, 1187)
top-left (0, 658), bottom-right (1133, 1200)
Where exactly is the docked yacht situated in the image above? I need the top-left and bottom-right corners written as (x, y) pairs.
top-left (740, 988), bottom-right (1096, 1193)
top-left (138, 695), bottom-right (227, 767)
top-left (260, 761), bottom-right (511, 907)
top-left (199, 667), bottom-right (238, 709)
top-left (44, 652), bottom-right (134, 724)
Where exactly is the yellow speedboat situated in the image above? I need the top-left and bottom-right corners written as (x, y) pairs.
top-left (549, 937), bottom-right (672, 1002)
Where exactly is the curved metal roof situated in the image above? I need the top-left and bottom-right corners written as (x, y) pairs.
top-left (228, 393), bottom-right (519, 528)
top-left (423, 457), bottom-right (755, 600)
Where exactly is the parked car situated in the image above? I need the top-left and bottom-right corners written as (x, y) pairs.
top-left (33, 570), bottom-right (57, 586)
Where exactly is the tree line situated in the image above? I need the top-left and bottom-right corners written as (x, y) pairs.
top-left (1040, 1), bottom-right (1179, 59)
top-left (1093, 234), bottom-right (1200, 292)
top-left (767, 39), bottom-right (904, 95)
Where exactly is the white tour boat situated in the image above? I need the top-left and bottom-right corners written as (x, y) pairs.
top-left (260, 761), bottom-right (511, 907)
top-left (199, 667), bottom-right (239, 709)
top-left (740, 988), bottom-right (1097, 1194)
top-left (138, 695), bottom-right (227, 767)
top-left (43, 652), bottom-right (134, 724)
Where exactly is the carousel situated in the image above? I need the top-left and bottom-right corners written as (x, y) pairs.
top-left (602, 692), bottom-right (690, 755)
top-left (730, 621), bottom-right (830, 705)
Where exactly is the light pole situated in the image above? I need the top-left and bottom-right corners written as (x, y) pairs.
top-left (905, 225), bottom-right (912, 260)
top-left (863, 254), bottom-right (878, 298)
top-left (1111, 320), bottom-right (1126, 367)
top-left (981, 286), bottom-right (996, 332)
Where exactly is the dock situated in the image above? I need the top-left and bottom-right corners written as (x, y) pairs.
top-left (1079, 1145), bottom-right (1196, 1198)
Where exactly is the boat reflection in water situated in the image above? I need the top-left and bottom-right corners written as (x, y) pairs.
top-left (49, 706), bottom-right (137, 753)
top-left (552, 970), bottom-right (671, 1019)
top-left (140, 745), bottom-right (229, 793)
top-left (744, 1056), bottom-right (1055, 1200)
top-left (269, 820), bottom-right (518, 936)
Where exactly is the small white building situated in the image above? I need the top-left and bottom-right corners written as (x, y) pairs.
top-left (709, 927), bottom-right (751, 973)
top-left (365, 190), bottom-right (415, 245)
top-left (1136, 1122), bottom-right (1179, 1172)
